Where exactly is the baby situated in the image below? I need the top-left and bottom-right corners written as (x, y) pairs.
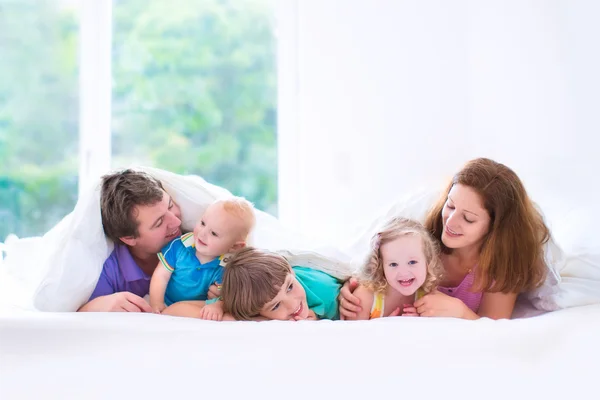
top-left (149, 197), bottom-right (255, 315)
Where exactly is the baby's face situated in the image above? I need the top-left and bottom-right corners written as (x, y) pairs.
top-left (380, 235), bottom-right (427, 296)
top-left (259, 272), bottom-right (309, 321)
top-left (193, 203), bottom-right (246, 259)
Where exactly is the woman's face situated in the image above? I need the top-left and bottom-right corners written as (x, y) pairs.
top-left (441, 184), bottom-right (491, 251)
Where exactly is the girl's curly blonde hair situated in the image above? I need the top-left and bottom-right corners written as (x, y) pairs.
top-left (359, 217), bottom-right (444, 295)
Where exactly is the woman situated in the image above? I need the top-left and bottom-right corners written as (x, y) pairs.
top-left (339, 158), bottom-right (550, 320)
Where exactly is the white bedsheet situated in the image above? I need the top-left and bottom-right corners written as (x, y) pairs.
top-left (1, 304), bottom-right (598, 400)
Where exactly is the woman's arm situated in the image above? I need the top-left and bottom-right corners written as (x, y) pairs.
top-left (477, 291), bottom-right (518, 320)
top-left (415, 290), bottom-right (517, 320)
top-left (344, 286), bottom-right (374, 321)
top-left (338, 277), bottom-right (362, 319)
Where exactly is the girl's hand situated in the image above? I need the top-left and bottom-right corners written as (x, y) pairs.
top-left (401, 304), bottom-right (419, 317)
top-left (338, 277), bottom-right (362, 320)
top-left (414, 290), bottom-right (468, 318)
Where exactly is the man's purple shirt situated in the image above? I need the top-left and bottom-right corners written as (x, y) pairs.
top-left (89, 243), bottom-right (151, 301)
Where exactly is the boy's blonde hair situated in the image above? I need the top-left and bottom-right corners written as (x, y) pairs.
top-left (360, 217), bottom-right (443, 294)
top-left (221, 247), bottom-right (290, 321)
top-left (215, 196), bottom-right (256, 239)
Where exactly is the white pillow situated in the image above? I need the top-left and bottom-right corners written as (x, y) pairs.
top-left (0, 167), bottom-right (353, 312)
top-left (538, 205), bottom-right (600, 309)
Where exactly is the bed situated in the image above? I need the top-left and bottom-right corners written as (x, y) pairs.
top-left (1, 168), bottom-right (599, 399)
top-left (1, 299), bottom-right (599, 399)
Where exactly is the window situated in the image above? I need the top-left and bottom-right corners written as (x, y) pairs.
top-left (0, 0), bottom-right (80, 239)
top-left (0, 0), bottom-right (278, 243)
top-left (111, 0), bottom-right (278, 215)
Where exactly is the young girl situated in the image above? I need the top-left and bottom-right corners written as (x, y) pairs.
top-left (339, 158), bottom-right (550, 320)
top-left (346, 218), bottom-right (444, 320)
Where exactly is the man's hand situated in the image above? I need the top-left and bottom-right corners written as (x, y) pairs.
top-left (78, 292), bottom-right (152, 313)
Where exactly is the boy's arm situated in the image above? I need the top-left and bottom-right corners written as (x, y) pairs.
top-left (149, 261), bottom-right (172, 313)
top-left (344, 286), bottom-right (374, 321)
top-left (162, 301), bottom-right (205, 318)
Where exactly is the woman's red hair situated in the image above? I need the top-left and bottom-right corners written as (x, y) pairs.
top-left (425, 158), bottom-right (549, 293)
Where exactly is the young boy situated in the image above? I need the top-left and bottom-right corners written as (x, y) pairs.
top-left (220, 247), bottom-right (342, 321)
top-left (149, 197), bottom-right (255, 316)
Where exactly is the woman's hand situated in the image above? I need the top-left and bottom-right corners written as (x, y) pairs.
top-left (414, 290), bottom-right (469, 318)
top-left (338, 277), bottom-right (362, 320)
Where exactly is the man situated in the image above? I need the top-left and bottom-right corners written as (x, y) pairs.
top-left (78, 169), bottom-right (183, 312)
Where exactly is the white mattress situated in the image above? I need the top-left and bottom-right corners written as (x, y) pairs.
top-left (1, 303), bottom-right (598, 400)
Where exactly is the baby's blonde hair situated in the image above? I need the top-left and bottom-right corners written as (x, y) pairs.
top-left (360, 217), bottom-right (443, 294)
top-left (214, 196), bottom-right (256, 239)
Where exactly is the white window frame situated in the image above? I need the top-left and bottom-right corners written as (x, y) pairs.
top-left (78, 0), bottom-right (112, 196)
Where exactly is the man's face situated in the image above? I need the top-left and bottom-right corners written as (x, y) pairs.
top-left (121, 191), bottom-right (182, 255)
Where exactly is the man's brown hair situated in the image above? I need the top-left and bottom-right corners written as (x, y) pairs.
top-left (221, 247), bottom-right (291, 321)
top-left (100, 169), bottom-right (166, 243)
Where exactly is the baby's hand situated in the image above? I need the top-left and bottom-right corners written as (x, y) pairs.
top-left (401, 304), bottom-right (419, 317)
top-left (151, 302), bottom-right (166, 314)
top-left (207, 283), bottom-right (221, 300)
top-left (199, 301), bottom-right (224, 321)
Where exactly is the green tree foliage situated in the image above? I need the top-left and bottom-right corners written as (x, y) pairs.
top-left (0, 0), bottom-right (277, 240)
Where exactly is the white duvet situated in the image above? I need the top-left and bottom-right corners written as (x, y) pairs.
top-left (1, 303), bottom-right (599, 400)
top-left (2, 167), bottom-right (600, 313)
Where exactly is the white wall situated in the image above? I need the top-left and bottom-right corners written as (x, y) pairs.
top-left (278, 0), bottom-right (600, 244)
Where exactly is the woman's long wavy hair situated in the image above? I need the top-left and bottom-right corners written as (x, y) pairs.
top-left (425, 158), bottom-right (550, 293)
top-left (359, 217), bottom-right (444, 295)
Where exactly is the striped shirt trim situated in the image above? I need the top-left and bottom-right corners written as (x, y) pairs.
top-left (158, 252), bottom-right (174, 272)
top-left (181, 232), bottom-right (195, 248)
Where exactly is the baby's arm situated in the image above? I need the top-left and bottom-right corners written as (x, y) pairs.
top-left (198, 300), bottom-right (225, 321)
top-left (344, 285), bottom-right (374, 320)
top-left (149, 261), bottom-right (172, 313)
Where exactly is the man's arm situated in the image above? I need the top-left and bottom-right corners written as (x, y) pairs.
top-left (78, 292), bottom-right (152, 312)
top-left (78, 259), bottom-right (151, 312)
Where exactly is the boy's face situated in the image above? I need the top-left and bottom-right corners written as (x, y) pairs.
top-left (193, 203), bottom-right (246, 259)
top-left (260, 272), bottom-right (309, 321)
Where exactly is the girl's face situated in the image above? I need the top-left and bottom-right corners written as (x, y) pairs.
top-left (381, 236), bottom-right (427, 296)
top-left (441, 184), bottom-right (491, 251)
